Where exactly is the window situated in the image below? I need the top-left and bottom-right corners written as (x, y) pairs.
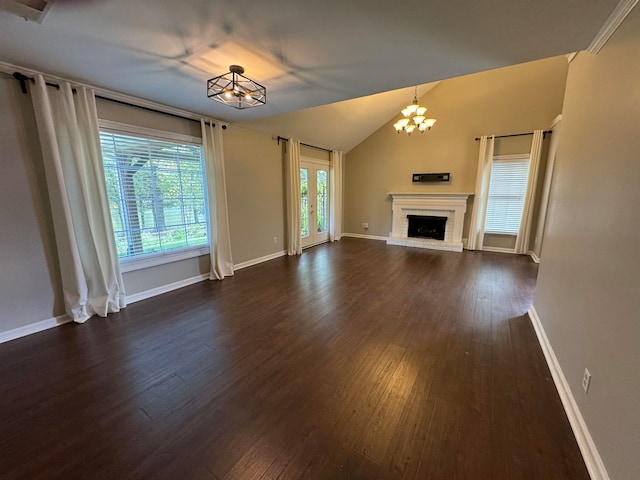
top-left (99, 127), bottom-right (209, 264)
top-left (484, 155), bottom-right (530, 235)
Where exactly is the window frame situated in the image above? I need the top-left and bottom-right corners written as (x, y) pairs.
top-left (98, 119), bottom-right (210, 272)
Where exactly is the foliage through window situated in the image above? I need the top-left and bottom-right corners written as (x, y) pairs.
top-left (485, 156), bottom-right (530, 235)
top-left (100, 131), bottom-right (208, 260)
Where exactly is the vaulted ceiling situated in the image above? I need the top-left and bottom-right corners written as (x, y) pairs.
top-left (0, 0), bottom-right (623, 151)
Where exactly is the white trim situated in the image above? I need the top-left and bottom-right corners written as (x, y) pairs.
top-left (126, 273), bottom-right (209, 304)
top-left (528, 307), bottom-right (611, 480)
top-left (0, 0), bottom-right (54, 23)
top-left (127, 250), bottom-right (290, 303)
top-left (120, 246), bottom-right (210, 273)
top-left (587, 0), bottom-right (638, 53)
top-left (529, 250), bottom-right (541, 263)
top-left (566, 52), bottom-right (579, 63)
top-left (388, 237), bottom-right (463, 252)
top-left (302, 240), bottom-right (329, 249)
top-left (550, 114), bottom-right (563, 129)
top-left (99, 119), bottom-right (202, 145)
top-left (388, 193), bottom-right (470, 252)
top-left (481, 246), bottom-right (517, 254)
top-left (0, 315), bottom-right (71, 344)
top-left (0, 250), bottom-right (288, 343)
top-left (342, 233), bottom-right (389, 241)
top-left (234, 250), bottom-right (287, 270)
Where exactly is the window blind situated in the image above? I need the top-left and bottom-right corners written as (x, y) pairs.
top-left (99, 131), bottom-right (208, 260)
top-left (485, 158), bottom-right (530, 235)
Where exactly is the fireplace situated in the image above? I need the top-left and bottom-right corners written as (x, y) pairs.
top-left (388, 193), bottom-right (471, 252)
top-left (407, 215), bottom-right (447, 240)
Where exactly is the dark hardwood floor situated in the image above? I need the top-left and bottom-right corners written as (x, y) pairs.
top-left (0, 238), bottom-right (589, 479)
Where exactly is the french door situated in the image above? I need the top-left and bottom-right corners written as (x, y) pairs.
top-left (300, 159), bottom-right (329, 248)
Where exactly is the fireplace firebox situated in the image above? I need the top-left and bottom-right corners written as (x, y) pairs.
top-left (407, 215), bottom-right (447, 241)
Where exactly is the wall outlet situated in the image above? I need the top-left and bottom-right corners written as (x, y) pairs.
top-left (582, 368), bottom-right (591, 393)
top-left (362, 222), bottom-right (369, 229)
top-left (273, 236), bottom-right (278, 244)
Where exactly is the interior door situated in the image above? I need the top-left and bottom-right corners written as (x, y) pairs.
top-left (300, 159), bottom-right (329, 248)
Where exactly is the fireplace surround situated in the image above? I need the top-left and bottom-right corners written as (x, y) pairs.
top-left (388, 193), bottom-right (471, 252)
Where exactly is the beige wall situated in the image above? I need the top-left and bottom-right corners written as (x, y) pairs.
top-left (533, 8), bottom-right (640, 480)
top-left (0, 73), bottom-right (64, 329)
top-left (0, 80), bottom-right (286, 334)
top-left (343, 56), bottom-right (568, 239)
top-left (96, 97), bottom-right (202, 138)
top-left (224, 126), bottom-right (286, 264)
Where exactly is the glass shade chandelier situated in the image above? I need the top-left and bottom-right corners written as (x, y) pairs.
top-left (393, 86), bottom-right (436, 135)
top-left (207, 65), bottom-right (266, 109)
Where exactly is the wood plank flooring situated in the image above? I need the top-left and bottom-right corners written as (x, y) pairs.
top-left (0, 238), bottom-right (589, 479)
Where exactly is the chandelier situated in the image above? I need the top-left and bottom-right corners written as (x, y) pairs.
top-left (207, 65), bottom-right (266, 109)
top-left (393, 86), bottom-right (436, 135)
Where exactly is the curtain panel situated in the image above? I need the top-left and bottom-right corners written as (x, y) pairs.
top-left (467, 135), bottom-right (495, 251)
top-left (285, 139), bottom-right (302, 255)
top-left (30, 75), bottom-right (125, 323)
top-left (201, 120), bottom-right (234, 279)
top-left (329, 149), bottom-right (343, 242)
top-left (515, 130), bottom-right (544, 254)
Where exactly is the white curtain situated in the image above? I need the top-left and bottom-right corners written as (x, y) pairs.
top-left (201, 120), bottom-right (234, 279)
top-left (515, 130), bottom-right (544, 254)
top-left (329, 149), bottom-right (343, 242)
top-left (534, 118), bottom-right (562, 258)
top-left (285, 138), bottom-right (302, 255)
top-left (467, 135), bottom-right (495, 250)
top-left (30, 75), bottom-right (125, 323)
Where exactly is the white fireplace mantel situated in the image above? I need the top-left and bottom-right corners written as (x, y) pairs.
top-left (388, 192), bottom-right (472, 252)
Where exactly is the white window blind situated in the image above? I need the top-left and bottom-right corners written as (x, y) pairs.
top-left (485, 156), bottom-right (530, 235)
top-left (99, 131), bottom-right (209, 260)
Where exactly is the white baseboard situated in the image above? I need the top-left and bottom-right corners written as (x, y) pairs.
top-left (0, 276), bottom-right (211, 343)
top-left (127, 250), bottom-right (289, 303)
top-left (528, 307), bottom-right (610, 480)
top-left (126, 273), bottom-right (210, 304)
top-left (529, 250), bottom-right (541, 263)
top-left (0, 314), bottom-right (71, 344)
top-left (1, 251), bottom-right (289, 343)
top-left (342, 232), bottom-right (389, 241)
top-left (234, 250), bottom-right (286, 270)
top-left (482, 246), bottom-right (517, 254)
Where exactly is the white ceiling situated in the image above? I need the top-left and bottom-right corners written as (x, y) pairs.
top-left (0, 0), bottom-right (623, 151)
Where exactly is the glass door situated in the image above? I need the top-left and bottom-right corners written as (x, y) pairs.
top-left (301, 159), bottom-right (329, 248)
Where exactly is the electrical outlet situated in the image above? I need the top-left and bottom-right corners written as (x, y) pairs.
top-left (582, 368), bottom-right (591, 393)
top-left (362, 222), bottom-right (369, 229)
top-left (273, 236), bottom-right (278, 244)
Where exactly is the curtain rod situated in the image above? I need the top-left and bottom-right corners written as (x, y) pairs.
top-left (276, 135), bottom-right (332, 153)
top-left (474, 130), bottom-right (552, 141)
top-left (12, 72), bottom-right (222, 128)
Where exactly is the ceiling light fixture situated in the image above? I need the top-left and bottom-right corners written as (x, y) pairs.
top-left (207, 65), bottom-right (266, 109)
top-left (393, 86), bottom-right (436, 135)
